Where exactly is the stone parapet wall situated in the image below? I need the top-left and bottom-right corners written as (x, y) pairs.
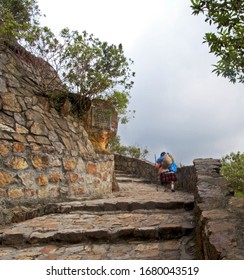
top-left (115, 154), bottom-right (159, 184)
top-left (193, 158), bottom-right (244, 259)
top-left (0, 43), bottom-right (114, 225)
top-left (174, 165), bottom-right (196, 192)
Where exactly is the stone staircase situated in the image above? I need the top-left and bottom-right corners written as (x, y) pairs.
top-left (0, 171), bottom-right (196, 260)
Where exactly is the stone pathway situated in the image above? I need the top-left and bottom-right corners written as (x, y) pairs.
top-left (0, 172), bottom-right (196, 260)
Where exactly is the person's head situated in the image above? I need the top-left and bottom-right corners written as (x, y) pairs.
top-left (161, 152), bottom-right (166, 156)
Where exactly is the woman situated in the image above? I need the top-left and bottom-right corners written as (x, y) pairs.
top-left (156, 152), bottom-right (177, 192)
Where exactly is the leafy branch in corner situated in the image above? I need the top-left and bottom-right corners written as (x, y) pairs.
top-left (190, 0), bottom-right (244, 84)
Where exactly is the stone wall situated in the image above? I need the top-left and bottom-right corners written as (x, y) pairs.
top-left (0, 43), bottom-right (114, 225)
top-left (176, 165), bottom-right (196, 192)
top-left (193, 159), bottom-right (244, 260)
top-left (115, 154), bottom-right (159, 184)
top-left (114, 155), bottom-right (244, 259)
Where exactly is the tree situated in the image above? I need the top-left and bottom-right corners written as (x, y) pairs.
top-left (24, 27), bottom-right (135, 120)
top-left (0, 0), bottom-right (41, 41)
top-left (109, 136), bottom-right (149, 159)
top-left (59, 28), bottom-right (135, 118)
top-left (190, 0), bottom-right (244, 84)
top-left (0, 0), bottom-right (135, 122)
top-left (221, 152), bottom-right (244, 197)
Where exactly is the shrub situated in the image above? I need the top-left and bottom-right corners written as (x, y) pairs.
top-left (221, 152), bottom-right (244, 197)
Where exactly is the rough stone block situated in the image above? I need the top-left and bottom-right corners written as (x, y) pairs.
top-left (0, 142), bottom-right (11, 157)
top-left (63, 158), bottom-right (77, 171)
top-left (36, 175), bottom-right (49, 186)
top-left (30, 121), bottom-right (48, 136)
top-left (16, 124), bottom-right (28, 134)
top-left (7, 156), bottom-right (28, 170)
top-left (38, 185), bottom-right (59, 199)
top-left (2, 92), bottom-right (22, 112)
top-left (49, 173), bottom-right (62, 183)
top-left (69, 173), bottom-right (79, 183)
top-left (86, 162), bottom-right (97, 175)
top-left (70, 185), bottom-right (85, 196)
top-left (8, 187), bottom-right (25, 199)
top-left (0, 170), bottom-right (14, 188)
top-left (32, 155), bottom-right (49, 170)
top-left (12, 142), bottom-right (25, 153)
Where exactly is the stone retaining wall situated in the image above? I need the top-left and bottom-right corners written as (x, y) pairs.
top-left (115, 155), bottom-right (244, 259)
top-left (0, 43), bottom-right (114, 225)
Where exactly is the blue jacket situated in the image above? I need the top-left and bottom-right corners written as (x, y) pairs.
top-left (169, 162), bottom-right (177, 172)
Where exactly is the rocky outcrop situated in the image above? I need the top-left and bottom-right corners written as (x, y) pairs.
top-left (0, 42), bottom-right (114, 225)
top-left (83, 99), bottom-right (118, 153)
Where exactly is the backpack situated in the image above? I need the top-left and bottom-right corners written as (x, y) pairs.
top-left (161, 153), bottom-right (173, 168)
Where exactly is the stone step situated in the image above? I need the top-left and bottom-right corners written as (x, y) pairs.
top-left (0, 211), bottom-right (194, 246)
top-left (116, 176), bottom-right (151, 184)
top-left (115, 170), bottom-right (130, 175)
top-left (0, 235), bottom-right (196, 260)
top-left (7, 181), bottom-right (195, 224)
top-left (0, 174), bottom-right (197, 260)
top-left (44, 195), bottom-right (194, 215)
top-left (115, 170), bottom-right (151, 183)
top-left (0, 172), bottom-right (197, 260)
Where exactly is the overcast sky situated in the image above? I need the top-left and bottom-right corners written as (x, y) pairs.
top-left (37, 0), bottom-right (244, 165)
